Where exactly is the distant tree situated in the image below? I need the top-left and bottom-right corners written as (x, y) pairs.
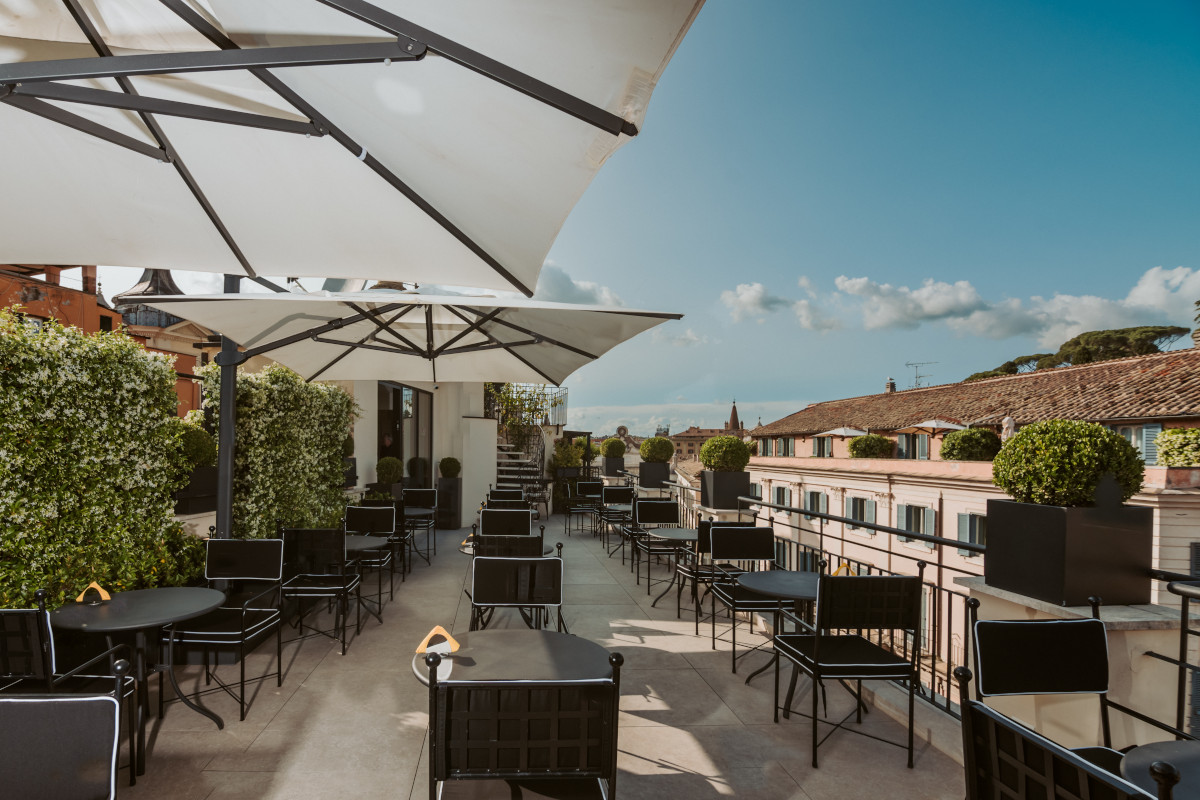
top-left (962, 326), bottom-right (1187, 382)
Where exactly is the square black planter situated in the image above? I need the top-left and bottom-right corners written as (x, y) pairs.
top-left (700, 470), bottom-right (750, 510)
top-left (639, 461), bottom-right (669, 489)
top-left (174, 465), bottom-right (218, 515)
top-left (603, 457), bottom-right (624, 478)
top-left (984, 498), bottom-right (1153, 607)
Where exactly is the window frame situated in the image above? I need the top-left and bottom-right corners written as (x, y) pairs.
top-left (957, 512), bottom-right (987, 557)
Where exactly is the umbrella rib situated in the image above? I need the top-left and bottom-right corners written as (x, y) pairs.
top-left (317, 0), bottom-right (637, 137)
top-left (443, 305), bottom-right (560, 386)
top-left (440, 339), bottom-right (540, 356)
top-left (60, 0), bottom-right (258, 278)
top-left (156, 0), bottom-right (536, 297)
top-left (433, 308), bottom-right (503, 356)
top-left (343, 302), bottom-right (425, 353)
top-left (235, 302), bottom-right (407, 359)
top-left (0, 94), bottom-right (167, 161)
top-left (307, 305), bottom-right (421, 381)
top-left (453, 305), bottom-right (599, 360)
top-left (311, 336), bottom-right (422, 356)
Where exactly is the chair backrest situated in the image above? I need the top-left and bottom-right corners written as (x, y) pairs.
top-left (0, 693), bottom-right (122, 800)
top-left (632, 499), bottom-right (679, 527)
top-left (280, 527), bottom-right (347, 579)
top-left (479, 508), bottom-right (533, 536)
top-left (390, 483), bottom-right (405, 501)
top-left (474, 534), bottom-right (545, 558)
top-left (696, 519), bottom-right (746, 556)
top-left (485, 498), bottom-right (530, 510)
top-left (489, 488), bottom-right (524, 501)
top-left (0, 604), bottom-right (53, 683)
top-left (817, 574), bottom-right (923, 632)
top-left (973, 618), bottom-right (1109, 697)
top-left (471, 557), bottom-right (564, 607)
top-left (708, 526), bottom-right (777, 564)
top-left (344, 505), bottom-right (396, 534)
top-left (576, 480), bottom-right (603, 500)
top-left (955, 669), bottom-right (1155, 800)
top-left (205, 538), bottom-right (285, 582)
top-left (405, 488), bottom-right (437, 509)
top-left (601, 485), bottom-right (634, 505)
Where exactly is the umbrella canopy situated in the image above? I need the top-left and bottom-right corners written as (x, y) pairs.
top-left (0, 1), bottom-right (702, 295)
top-left (894, 419), bottom-right (966, 435)
top-left (816, 427), bottom-right (867, 437)
top-left (145, 289), bottom-right (681, 385)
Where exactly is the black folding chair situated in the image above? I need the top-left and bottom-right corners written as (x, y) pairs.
top-left (483, 498), bottom-right (531, 510)
top-left (469, 556), bottom-right (567, 633)
top-left (709, 526), bottom-right (781, 673)
top-left (345, 504), bottom-right (397, 607)
top-left (489, 488), bottom-right (524, 502)
top-left (405, 488), bottom-right (439, 562)
top-left (280, 527), bottom-right (361, 655)
top-left (166, 538), bottom-right (284, 722)
top-left (597, 485), bottom-right (634, 548)
top-left (479, 507), bottom-right (534, 536)
top-left (954, 668), bottom-right (1172, 800)
top-left (773, 565), bottom-right (925, 768)
top-left (678, 519), bottom-right (746, 630)
top-left (0, 661), bottom-right (132, 800)
top-left (565, 480), bottom-right (603, 537)
top-left (969, 598), bottom-right (1125, 773)
top-left (630, 500), bottom-right (681, 590)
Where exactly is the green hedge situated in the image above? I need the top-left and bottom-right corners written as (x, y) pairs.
top-left (0, 310), bottom-right (205, 607)
top-left (940, 428), bottom-right (1002, 461)
top-left (848, 434), bottom-right (893, 458)
top-left (199, 364), bottom-right (357, 539)
top-left (1155, 428), bottom-right (1200, 467)
top-left (992, 419), bottom-right (1144, 506)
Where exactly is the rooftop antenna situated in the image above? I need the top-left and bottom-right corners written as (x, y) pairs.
top-left (904, 361), bottom-right (936, 388)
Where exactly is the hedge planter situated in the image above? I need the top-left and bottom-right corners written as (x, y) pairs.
top-left (175, 465), bottom-right (218, 515)
top-left (603, 457), bottom-right (624, 478)
top-left (639, 461), bottom-right (669, 489)
top-left (700, 470), bottom-right (750, 511)
top-left (437, 477), bottom-right (462, 530)
top-left (984, 498), bottom-right (1152, 606)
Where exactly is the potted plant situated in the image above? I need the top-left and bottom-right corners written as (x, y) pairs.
top-left (436, 457), bottom-right (462, 529)
top-left (848, 433), bottom-right (893, 459)
top-left (173, 417), bottom-right (218, 514)
top-left (639, 436), bottom-right (674, 488)
top-left (986, 419), bottom-right (1148, 606)
top-left (939, 428), bottom-right (1001, 461)
top-left (601, 438), bottom-right (625, 477)
top-left (699, 436), bottom-right (751, 509)
top-left (550, 438), bottom-right (584, 512)
top-left (369, 456), bottom-right (404, 495)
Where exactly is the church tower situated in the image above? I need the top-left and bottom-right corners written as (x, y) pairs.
top-left (726, 400), bottom-right (741, 432)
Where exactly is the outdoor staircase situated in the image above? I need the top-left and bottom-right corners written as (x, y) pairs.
top-left (495, 442), bottom-right (529, 492)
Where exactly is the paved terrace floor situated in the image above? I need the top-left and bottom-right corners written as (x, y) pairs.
top-left (123, 515), bottom-right (964, 799)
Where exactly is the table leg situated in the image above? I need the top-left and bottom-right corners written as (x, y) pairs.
top-left (162, 624), bottom-right (225, 730)
top-left (650, 546), bottom-right (683, 607)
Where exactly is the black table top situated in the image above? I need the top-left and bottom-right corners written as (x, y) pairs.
top-left (738, 570), bottom-right (819, 602)
top-left (1122, 740), bottom-right (1200, 798)
top-left (412, 629), bottom-right (613, 686)
top-left (345, 534), bottom-right (389, 552)
top-left (51, 587), bottom-right (225, 634)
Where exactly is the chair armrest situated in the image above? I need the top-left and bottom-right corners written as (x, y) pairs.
top-left (240, 582), bottom-right (283, 612)
top-left (53, 641), bottom-right (131, 683)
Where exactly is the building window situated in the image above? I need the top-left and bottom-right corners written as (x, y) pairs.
top-left (760, 438), bottom-right (772, 457)
top-left (1109, 423), bottom-right (1163, 466)
top-left (845, 496), bottom-right (876, 532)
top-left (775, 437), bottom-right (793, 457)
top-left (812, 437), bottom-right (832, 458)
top-left (896, 503), bottom-right (936, 548)
top-left (957, 513), bottom-right (987, 557)
top-left (750, 482), bottom-right (762, 501)
top-left (896, 433), bottom-right (928, 460)
top-left (773, 485), bottom-right (792, 514)
top-left (98, 315), bottom-right (113, 332)
top-left (803, 490), bottom-right (827, 520)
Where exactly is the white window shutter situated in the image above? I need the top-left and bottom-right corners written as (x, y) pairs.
top-left (820, 493), bottom-right (828, 513)
top-left (1143, 423), bottom-right (1163, 465)
top-left (918, 434), bottom-right (929, 460)
top-left (865, 499), bottom-right (876, 524)
top-left (845, 496), bottom-right (855, 529)
top-left (924, 507), bottom-right (937, 548)
top-left (812, 437), bottom-right (819, 457)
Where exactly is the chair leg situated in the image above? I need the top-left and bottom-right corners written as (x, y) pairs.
top-left (276, 620), bottom-right (283, 688)
top-left (773, 649), bottom-right (780, 724)
top-left (907, 675), bottom-right (915, 768)
top-left (239, 641), bottom-right (247, 722)
top-left (731, 606), bottom-right (738, 674)
top-left (812, 671), bottom-right (821, 768)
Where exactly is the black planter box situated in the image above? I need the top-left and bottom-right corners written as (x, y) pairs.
top-left (639, 461), bottom-right (669, 489)
top-left (174, 465), bottom-right (218, 515)
top-left (700, 470), bottom-right (751, 510)
top-left (984, 498), bottom-right (1153, 607)
top-left (603, 457), bottom-right (624, 477)
top-left (437, 477), bottom-right (462, 530)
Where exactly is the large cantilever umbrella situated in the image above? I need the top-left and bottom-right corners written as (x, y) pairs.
top-left (144, 289), bottom-right (682, 385)
top-left (0, 0), bottom-right (702, 294)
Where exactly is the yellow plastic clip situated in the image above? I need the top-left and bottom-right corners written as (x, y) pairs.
top-left (416, 625), bottom-right (460, 654)
top-left (75, 581), bottom-right (112, 603)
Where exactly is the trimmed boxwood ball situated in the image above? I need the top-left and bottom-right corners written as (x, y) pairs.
top-left (700, 436), bottom-right (751, 472)
top-left (992, 419), bottom-right (1144, 506)
top-left (376, 456), bottom-right (404, 485)
top-left (848, 433), bottom-right (892, 459)
top-left (1155, 428), bottom-right (1200, 467)
top-left (602, 438), bottom-right (625, 458)
top-left (174, 418), bottom-right (217, 469)
top-left (639, 437), bottom-right (674, 463)
top-left (940, 428), bottom-right (1002, 462)
top-left (439, 457), bottom-right (461, 478)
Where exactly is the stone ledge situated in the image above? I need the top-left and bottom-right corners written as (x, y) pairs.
top-left (954, 576), bottom-right (1186, 630)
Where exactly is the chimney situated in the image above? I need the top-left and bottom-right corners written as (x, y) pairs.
top-left (885, 377), bottom-right (896, 393)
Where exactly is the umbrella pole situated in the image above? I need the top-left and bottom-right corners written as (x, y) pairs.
top-left (215, 275), bottom-right (241, 539)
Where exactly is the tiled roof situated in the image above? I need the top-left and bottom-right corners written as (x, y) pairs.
top-left (756, 348), bottom-right (1200, 436)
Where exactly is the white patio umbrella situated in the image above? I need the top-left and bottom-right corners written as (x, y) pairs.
top-left (0, 0), bottom-right (702, 295)
top-left (145, 289), bottom-right (681, 385)
top-left (816, 427), bottom-right (867, 437)
top-left (894, 419), bottom-right (966, 435)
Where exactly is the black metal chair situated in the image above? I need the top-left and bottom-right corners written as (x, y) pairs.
top-left (166, 538), bottom-right (284, 722)
top-left (479, 507), bottom-right (534, 536)
top-left (362, 496), bottom-right (410, 581)
top-left (565, 480), bottom-right (603, 537)
top-left (483, 498), bottom-right (531, 510)
top-left (280, 527), bottom-right (361, 655)
top-left (968, 597), bottom-right (1126, 773)
top-left (597, 485), bottom-right (634, 548)
top-left (424, 651), bottom-right (622, 800)
top-left (708, 526), bottom-right (781, 673)
top-left (0, 659), bottom-right (133, 800)
top-left (469, 556), bottom-right (567, 633)
top-left (345, 504), bottom-right (397, 606)
top-left (954, 667), bottom-right (1173, 800)
top-left (773, 565), bottom-right (925, 769)
top-left (678, 519), bottom-right (747, 630)
top-left (630, 499), bottom-right (681, 590)
top-left (405, 488), bottom-right (439, 561)
top-left (489, 488), bottom-right (524, 502)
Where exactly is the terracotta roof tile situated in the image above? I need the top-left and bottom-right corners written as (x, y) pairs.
top-left (757, 348), bottom-right (1200, 436)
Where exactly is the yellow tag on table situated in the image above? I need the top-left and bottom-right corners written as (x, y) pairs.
top-left (75, 581), bottom-right (112, 603)
top-left (416, 625), bottom-right (460, 654)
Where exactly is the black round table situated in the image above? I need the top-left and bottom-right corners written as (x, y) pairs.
top-left (345, 534), bottom-right (388, 553)
top-left (412, 629), bottom-right (613, 686)
top-left (1122, 740), bottom-right (1200, 799)
top-left (736, 571), bottom-right (820, 691)
top-left (637, 528), bottom-right (698, 606)
top-left (51, 587), bottom-right (226, 774)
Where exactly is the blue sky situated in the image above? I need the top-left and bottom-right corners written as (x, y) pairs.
top-left (98, 1), bottom-right (1200, 436)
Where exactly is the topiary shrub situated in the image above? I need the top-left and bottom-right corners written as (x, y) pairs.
top-left (573, 437), bottom-right (599, 462)
top-left (1155, 428), bottom-right (1200, 467)
top-left (173, 418), bottom-right (217, 469)
top-left (342, 434), bottom-right (355, 458)
top-left (699, 436), bottom-right (751, 472)
top-left (601, 438), bottom-right (625, 458)
top-left (992, 419), bottom-right (1144, 506)
top-left (848, 434), bottom-right (892, 459)
top-left (439, 457), bottom-right (462, 478)
top-left (639, 437), bottom-right (674, 463)
top-left (940, 428), bottom-right (1001, 461)
top-left (376, 456), bottom-right (404, 485)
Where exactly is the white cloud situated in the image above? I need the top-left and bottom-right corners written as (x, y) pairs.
top-left (533, 263), bottom-right (623, 306)
top-left (834, 276), bottom-right (986, 330)
top-left (652, 326), bottom-right (711, 346)
top-left (797, 275), bottom-right (817, 298)
top-left (720, 282), bottom-right (793, 322)
top-left (793, 298), bottom-right (840, 331)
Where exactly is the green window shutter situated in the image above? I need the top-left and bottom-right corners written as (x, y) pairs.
top-left (897, 503), bottom-right (910, 542)
top-left (957, 513), bottom-right (972, 557)
top-left (897, 435), bottom-right (909, 459)
top-left (917, 434), bottom-right (929, 460)
top-left (845, 496), bottom-right (856, 529)
top-left (820, 492), bottom-right (828, 514)
top-left (865, 499), bottom-right (876, 525)
top-left (812, 437), bottom-right (819, 457)
top-left (923, 507), bottom-right (937, 548)
top-left (1143, 423), bottom-right (1163, 466)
